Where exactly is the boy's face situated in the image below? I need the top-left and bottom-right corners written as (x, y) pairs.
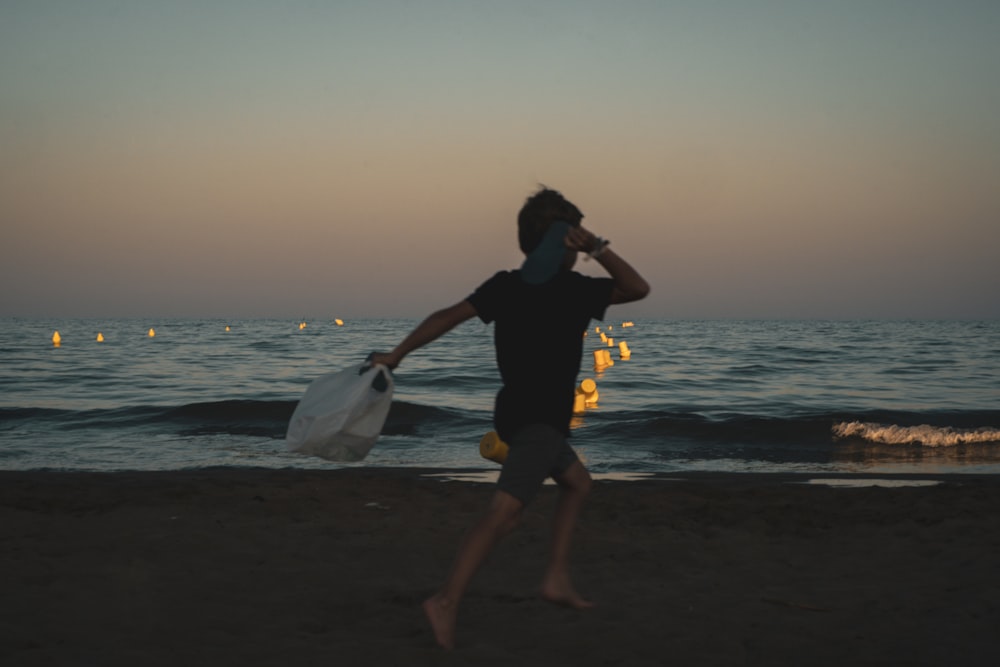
top-left (559, 219), bottom-right (580, 271)
top-left (546, 204), bottom-right (582, 268)
top-left (561, 248), bottom-right (578, 271)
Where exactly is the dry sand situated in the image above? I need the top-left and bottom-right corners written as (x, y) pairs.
top-left (2, 468), bottom-right (998, 666)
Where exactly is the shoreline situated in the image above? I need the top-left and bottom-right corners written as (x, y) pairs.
top-left (3, 467), bottom-right (999, 665)
top-left (4, 464), bottom-right (1000, 483)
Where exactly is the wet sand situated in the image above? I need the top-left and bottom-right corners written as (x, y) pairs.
top-left (2, 468), bottom-right (998, 666)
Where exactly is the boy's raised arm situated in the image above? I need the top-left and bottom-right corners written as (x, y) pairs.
top-left (565, 226), bottom-right (650, 304)
top-left (595, 247), bottom-right (650, 304)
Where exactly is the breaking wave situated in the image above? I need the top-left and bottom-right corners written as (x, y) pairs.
top-left (833, 421), bottom-right (1000, 447)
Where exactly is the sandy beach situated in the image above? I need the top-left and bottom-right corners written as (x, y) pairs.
top-left (2, 468), bottom-right (998, 666)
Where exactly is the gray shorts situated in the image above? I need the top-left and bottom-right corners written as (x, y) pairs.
top-left (497, 424), bottom-right (580, 505)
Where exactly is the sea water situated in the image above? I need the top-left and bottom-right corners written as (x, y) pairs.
top-left (1, 318), bottom-right (998, 474)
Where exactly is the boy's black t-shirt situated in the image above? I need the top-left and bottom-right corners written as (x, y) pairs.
top-left (467, 269), bottom-right (614, 441)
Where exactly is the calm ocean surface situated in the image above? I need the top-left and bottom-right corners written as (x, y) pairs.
top-left (1, 318), bottom-right (998, 475)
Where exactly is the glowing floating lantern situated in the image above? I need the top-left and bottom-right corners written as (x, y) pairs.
top-left (299, 322), bottom-right (307, 330)
top-left (607, 337), bottom-right (614, 347)
top-left (600, 332), bottom-right (608, 343)
top-left (335, 319), bottom-right (344, 326)
top-left (96, 333), bottom-right (104, 342)
top-left (52, 331), bottom-right (61, 347)
top-left (573, 392), bottom-right (587, 415)
top-left (579, 378), bottom-right (599, 406)
top-left (148, 328), bottom-right (156, 338)
top-left (619, 341), bottom-right (631, 360)
top-left (593, 348), bottom-right (614, 371)
top-left (479, 431), bottom-right (508, 464)
top-left (225, 325), bottom-right (231, 332)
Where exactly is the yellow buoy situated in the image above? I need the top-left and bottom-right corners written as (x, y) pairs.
top-left (52, 331), bottom-right (61, 347)
top-left (579, 378), bottom-right (599, 406)
top-left (96, 333), bottom-right (104, 342)
top-left (479, 431), bottom-right (509, 464)
top-left (593, 348), bottom-right (614, 371)
top-left (148, 328), bottom-right (155, 338)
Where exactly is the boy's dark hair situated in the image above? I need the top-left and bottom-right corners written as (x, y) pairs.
top-left (517, 186), bottom-right (583, 254)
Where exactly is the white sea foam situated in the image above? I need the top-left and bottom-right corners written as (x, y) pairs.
top-left (804, 478), bottom-right (942, 488)
top-left (423, 471), bottom-right (658, 484)
top-left (832, 421), bottom-right (1000, 447)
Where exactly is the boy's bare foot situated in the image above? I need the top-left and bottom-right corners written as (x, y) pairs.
top-left (541, 574), bottom-right (596, 609)
top-left (422, 594), bottom-right (457, 650)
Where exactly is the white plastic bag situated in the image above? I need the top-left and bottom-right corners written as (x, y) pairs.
top-left (286, 362), bottom-right (394, 461)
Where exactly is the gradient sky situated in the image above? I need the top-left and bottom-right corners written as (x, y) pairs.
top-left (2, 1), bottom-right (998, 319)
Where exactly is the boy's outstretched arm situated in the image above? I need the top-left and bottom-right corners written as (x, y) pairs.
top-left (566, 226), bottom-right (650, 304)
top-left (371, 300), bottom-right (477, 370)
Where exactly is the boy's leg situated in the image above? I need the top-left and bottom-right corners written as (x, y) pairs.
top-left (424, 489), bottom-right (524, 649)
top-left (541, 459), bottom-right (595, 608)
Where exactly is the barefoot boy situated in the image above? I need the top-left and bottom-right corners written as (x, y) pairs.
top-left (371, 187), bottom-right (649, 649)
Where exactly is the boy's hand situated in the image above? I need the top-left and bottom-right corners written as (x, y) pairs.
top-left (564, 225), bottom-right (602, 254)
top-left (370, 351), bottom-right (400, 370)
